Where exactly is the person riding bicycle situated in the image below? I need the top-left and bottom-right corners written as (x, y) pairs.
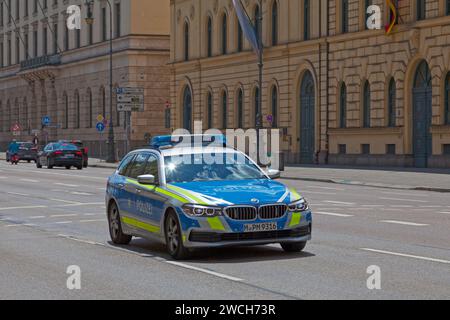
top-left (8, 139), bottom-right (19, 161)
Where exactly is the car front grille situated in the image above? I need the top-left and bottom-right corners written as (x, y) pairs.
top-left (224, 206), bottom-right (257, 220)
top-left (258, 204), bottom-right (287, 219)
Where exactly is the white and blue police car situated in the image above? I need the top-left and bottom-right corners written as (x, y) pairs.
top-left (106, 135), bottom-right (312, 259)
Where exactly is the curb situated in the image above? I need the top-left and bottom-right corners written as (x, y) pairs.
top-left (281, 176), bottom-right (450, 193)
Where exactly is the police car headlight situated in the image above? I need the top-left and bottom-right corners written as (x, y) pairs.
top-left (182, 204), bottom-right (223, 217)
top-left (288, 198), bottom-right (309, 212)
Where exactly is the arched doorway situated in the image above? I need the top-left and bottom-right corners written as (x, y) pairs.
top-left (182, 86), bottom-right (192, 131)
top-left (412, 61), bottom-right (432, 168)
top-left (299, 71), bottom-right (315, 164)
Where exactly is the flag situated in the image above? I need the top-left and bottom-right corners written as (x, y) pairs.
top-left (232, 0), bottom-right (260, 55)
top-left (385, 0), bottom-right (397, 35)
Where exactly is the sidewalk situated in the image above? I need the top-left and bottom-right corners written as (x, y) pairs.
top-left (281, 165), bottom-right (450, 192)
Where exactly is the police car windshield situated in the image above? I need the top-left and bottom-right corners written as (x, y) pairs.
top-left (164, 152), bottom-right (266, 183)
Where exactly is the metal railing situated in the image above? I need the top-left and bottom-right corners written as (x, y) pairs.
top-left (20, 54), bottom-right (61, 71)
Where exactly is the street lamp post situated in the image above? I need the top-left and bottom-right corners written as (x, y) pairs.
top-left (85, 0), bottom-right (116, 163)
top-left (256, 0), bottom-right (263, 164)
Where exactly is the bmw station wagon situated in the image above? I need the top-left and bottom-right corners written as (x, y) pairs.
top-left (106, 135), bottom-right (312, 259)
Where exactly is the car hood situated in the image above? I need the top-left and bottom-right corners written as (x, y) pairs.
top-left (167, 179), bottom-right (300, 206)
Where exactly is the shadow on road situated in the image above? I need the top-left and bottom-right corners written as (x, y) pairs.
top-left (108, 238), bottom-right (315, 263)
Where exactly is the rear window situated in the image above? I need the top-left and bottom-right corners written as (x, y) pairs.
top-left (19, 143), bottom-right (33, 149)
top-left (54, 143), bottom-right (78, 151)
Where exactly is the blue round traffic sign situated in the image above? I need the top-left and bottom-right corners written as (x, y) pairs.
top-left (42, 116), bottom-right (51, 126)
top-left (96, 122), bottom-right (105, 132)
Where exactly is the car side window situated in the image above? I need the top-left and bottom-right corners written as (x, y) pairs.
top-left (143, 154), bottom-right (159, 184)
top-left (128, 153), bottom-right (149, 179)
top-left (44, 144), bottom-right (52, 152)
top-left (118, 154), bottom-right (135, 176)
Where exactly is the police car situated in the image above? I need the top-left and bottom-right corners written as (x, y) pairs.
top-left (106, 135), bottom-right (312, 259)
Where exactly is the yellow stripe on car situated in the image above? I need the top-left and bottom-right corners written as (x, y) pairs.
top-left (166, 184), bottom-right (209, 205)
top-left (125, 178), bottom-right (189, 203)
top-left (207, 217), bottom-right (226, 231)
top-left (122, 216), bottom-right (160, 233)
top-left (290, 188), bottom-right (302, 202)
top-left (289, 213), bottom-right (302, 227)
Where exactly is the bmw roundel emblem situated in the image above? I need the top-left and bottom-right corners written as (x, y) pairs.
top-left (251, 198), bottom-right (260, 204)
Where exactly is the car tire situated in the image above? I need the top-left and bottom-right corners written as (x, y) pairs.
top-left (77, 166), bottom-right (82, 170)
top-left (108, 202), bottom-right (132, 245)
top-left (280, 241), bottom-right (307, 253)
top-left (65, 166), bottom-right (71, 170)
top-left (165, 210), bottom-right (190, 260)
top-left (36, 161), bottom-right (42, 168)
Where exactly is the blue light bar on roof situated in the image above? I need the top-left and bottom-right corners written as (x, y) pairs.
top-left (149, 134), bottom-right (227, 149)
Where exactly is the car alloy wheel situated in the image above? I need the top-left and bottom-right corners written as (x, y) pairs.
top-left (108, 202), bottom-right (132, 245)
top-left (166, 215), bottom-right (179, 254)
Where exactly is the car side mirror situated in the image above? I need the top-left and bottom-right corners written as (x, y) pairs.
top-left (266, 169), bottom-right (281, 180)
top-left (137, 174), bottom-right (156, 185)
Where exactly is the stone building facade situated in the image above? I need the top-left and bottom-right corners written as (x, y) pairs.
top-left (169, 0), bottom-right (450, 168)
top-left (0, 0), bottom-right (171, 158)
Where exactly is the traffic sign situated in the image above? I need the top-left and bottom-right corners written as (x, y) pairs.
top-left (116, 87), bottom-right (144, 112)
top-left (42, 116), bottom-right (51, 126)
top-left (96, 122), bottom-right (105, 132)
top-left (117, 103), bottom-right (145, 112)
top-left (116, 87), bottom-right (144, 95)
top-left (11, 123), bottom-right (21, 132)
top-left (117, 94), bottom-right (144, 104)
top-left (97, 114), bottom-right (104, 122)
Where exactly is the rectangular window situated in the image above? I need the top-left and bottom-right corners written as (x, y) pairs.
top-left (447, 0), bottom-right (450, 15)
top-left (0, 43), bottom-right (3, 67)
top-left (417, 0), bottom-right (426, 20)
top-left (33, 30), bottom-right (37, 57)
top-left (24, 0), bottom-right (28, 17)
top-left (64, 23), bottom-right (69, 51)
top-left (361, 144), bottom-right (370, 155)
top-left (102, 7), bottom-right (107, 41)
top-left (43, 27), bottom-right (47, 55)
top-left (115, 3), bottom-right (121, 38)
top-left (88, 23), bottom-right (93, 45)
top-left (386, 144), bottom-right (396, 155)
top-left (443, 144), bottom-right (450, 155)
top-left (53, 23), bottom-right (58, 54)
top-left (15, 36), bottom-right (19, 63)
top-left (0, 3), bottom-right (3, 26)
top-left (7, 39), bottom-right (11, 65)
top-left (338, 144), bottom-right (347, 155)
top-left (342, 0), bottom-right (349, 33)
top-left (8, 0), bottom-right (11, 23)
top-left (24, 33), bottom-right (28, 58)
top-left (33, 0), bottom-right (37, 13)
top-left (76, 28), bottom-right (80, 48)
top-left (16, 0), bottom-right (20, 20)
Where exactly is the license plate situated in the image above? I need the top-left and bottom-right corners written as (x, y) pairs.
top-left (244, 222), bottom-right (277, 232)
top-left (64, 154), bottom-right (74, 158)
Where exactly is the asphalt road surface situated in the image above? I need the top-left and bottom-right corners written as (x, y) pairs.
top-left (0, 161), bottom-right (449, 299)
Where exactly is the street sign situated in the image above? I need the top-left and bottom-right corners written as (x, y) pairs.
top-left (11, 123), bottom-right (21, 132)
top-left (97, 114), bottom-right (104, 122)
top-left (116, 87), bottom-right (144, 95)
top-left (117, 103), bottom-right (144, 112)
top-left (116, 87), bottom-right (144, 112)
top-left (96, 122), bottom-right (105, 133)
top-left (42, 116), bottom-right (51, 126)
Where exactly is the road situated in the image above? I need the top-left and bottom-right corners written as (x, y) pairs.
top-left (0, 161), bottom-right (449, 299)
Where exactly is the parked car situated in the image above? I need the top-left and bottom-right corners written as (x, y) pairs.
top-left (6, 142), bottom-right (38, 163)
top-left (59, 140), bottom-right (88, 167)
top-left (36, 142), bottom-right (83, 170)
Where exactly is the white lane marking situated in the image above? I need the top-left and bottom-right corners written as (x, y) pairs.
top-left (315, 211), bottom-right (354, 217)
top-left (361, 205), bottom-right (384, 207)
top-left (361, 248), bottom-right (450, 265)
top-left (0, 166), bottom-right (106, 180)
top-left (379, 191), bottom-right (428, 197)
top-left (439, 211), bottom-right (450, 214)
top-left (53, 221), bottom-right (73, 224)
top-left (4, 224), bottom-right (22, 227)
top-left (54, 183), bottom-right (80, 188)
top-left (58, 234), bottom-right (104, 246)
top-left (308, 186), bottom-right (345, 191)
top-left (0, 176), bottom-right (7, 179)
top-left (380, 220), bottom-right (429, 227)
top-left (79, 219), bottom-right (105, 223)
top-left (56, 202), bottom-right (104, 207)
top-left (390, 205), bottom-right (413, 208)
top-left (49, 198), bottom-right (81, 205)
top-left (0, 205), bottom-right (47, 211)
top-left (83, 213), bottom-right (104, 216)
top-left (29, 216), bottom-right (46, 219)
top-left (419, 206), bottom-right (442, 208)
top-left (165, 261), bottom-right (244, 282)
top-left (7, 192), bottom-right (30, 196)
top-left (20, 179), bottom-right (39, 183)
top-left (301, 191), bottom-right (337, 195)
top-left (323, 201), bottom-right (355, 205)
top-left (50, 214), bottom-right (78, 218)
top-left (379, 197), bottom-right (428, 203)
top-left (70, 192), bottom-right (94, 196)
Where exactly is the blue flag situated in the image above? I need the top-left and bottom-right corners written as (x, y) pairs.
top-left (232, 0), bottom-right (260, 55)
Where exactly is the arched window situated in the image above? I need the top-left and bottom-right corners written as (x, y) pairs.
top-left (221, 90), bottom-right (228, 129)
top-left (363, 81), bottom-right (371, 128)
top-left (237, 20), bottom-right (243, 52)
top-left (207, 17), bottom-right (212, 57)
top-left (388, 78), bottom-right (396, 127)
top-left (342, 0), bottom-right (349, 33)
top-left (184, 21), bottom-right (189, 61)
top-left (271, 86), bottom-right (278, 127)
top-left (221, 13), bottom-right (227, 55)
top-left (206, 91), bottom-right (213, 129)
top-left (87, 89), bottom-right (93, 128)
top-left (182, 86), bottom-right (192, 131)
top-left (254, 86), bottom-right (260, 127)
top-left (447, 0), bottom-right (450, 15)
top-left (271, 1), bottom-right (278, 46)
top-left (75, 91), bottom-right (80, 129)
top-left (237, 88), bottom-right (244, 128)
top-left (445, 73), bottom-right (450, 125)
top-left (304, 0), bottom-right (310, 40)
top-left (417, 0), bottom-right (426, 20)
top-left (340, 83), bottom-right (347, 128)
